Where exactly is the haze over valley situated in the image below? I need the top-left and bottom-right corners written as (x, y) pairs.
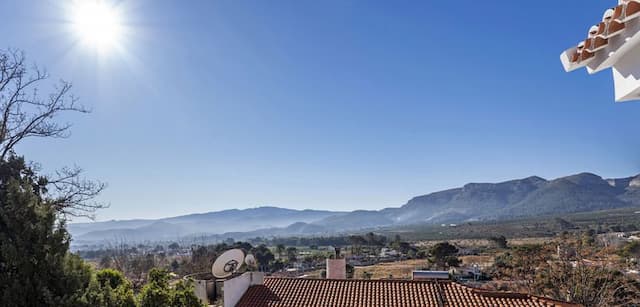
top-left (71, 172), bottom-right (640, 245)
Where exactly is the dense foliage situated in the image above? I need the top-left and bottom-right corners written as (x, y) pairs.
top-left (138, 269), bottom-right (202, 307)
top-left (428, 242), bottom-right (461, 269)
top-left (79, 269), bottom-right (136, 307)
top-left (0, 157), bottom-right (203, 306)
top-left (0, 157), bottom-right (93, 306)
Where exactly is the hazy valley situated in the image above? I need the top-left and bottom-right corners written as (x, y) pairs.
top-left (70, 172), bottom-right (640, 245)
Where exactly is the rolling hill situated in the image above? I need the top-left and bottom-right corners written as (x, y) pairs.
top-left (70, 172), bottom-right (640, 244)
top-left (70, 207), bottom-right (343, 243)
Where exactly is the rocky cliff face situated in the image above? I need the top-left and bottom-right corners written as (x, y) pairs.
top-left (311, 172), bottom-right (640, 231)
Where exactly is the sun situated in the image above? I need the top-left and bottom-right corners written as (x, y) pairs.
top-left (71, 1), bottom-right (122, 51)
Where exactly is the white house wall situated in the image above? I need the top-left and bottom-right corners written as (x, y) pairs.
top-left (612, 47), bottom-right (640, 101)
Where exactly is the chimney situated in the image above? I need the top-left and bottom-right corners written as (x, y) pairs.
top-left (326, 258), bottom-right (346, 279)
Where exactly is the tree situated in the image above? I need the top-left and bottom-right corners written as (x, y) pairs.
top-left (100, 255), bottom-right (113, 269)
top-left (170, 279), bottom-right (204, 307)
top-left (128, 254), bottom-right (157, 287)
top-left (96, 269), bottom-right (129, 290)
top-left (391, 240), bottom-right (415, 255)
top-left (189, 245), bottom-right (215, 274)
top-left (348, 235), bottom-right (367, 255)
top-left (170, 259), bottom-right (180, 272)
top-left (365, 232), bottom-right (377, 245)
top-left (286, 246), bottom-right (297, 263)
top-left (535, 256), bottom-right (640, 306)
top-left (168, 242), bottom-right (180, 252)
top-left (428, 242), bottom-right (460, 269)
top-left (138, 268), bottom-right (203, 307)
top-left (0, 49), bottom-right (107, 306)
top-left (505, 244), bottom-right (551, 293)
top-left (580, 229), bottom-right (596, 247)
top-left (364, 232), bottom-right (385, 246)
top-left (0, 156), bottom-right (93, 306)
top-left (620, 241), bottom-right (640, 259)
top-left (271, 259), bottom-right (285, 272)
top-left (138, 269), bottom-right (172, 307)
top-left (0, 49), bottom-right (105, 218)
top-left (276, 244), bottom-right (286, 258)
top-left (346, 263), bottom-right (355, 279)
top-left (80, 269), bottom-right (136, 307)
top-left (251, 245), bottom-right (275, 271)
top-left (494, 244), bottom-right (548, 294)
top-left (491, 234), bottom-right (640, 306)
top-left (488, 235), bottom-right (508, 249)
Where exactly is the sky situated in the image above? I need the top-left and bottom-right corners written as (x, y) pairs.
top-left (1, 1), bottom-right (639, 221)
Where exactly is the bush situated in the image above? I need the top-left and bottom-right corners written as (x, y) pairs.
top-left (170, 280), bottom-right (203, 307)
top-left (138, 269), bottom-right (171, 307)
top-left (138, 268), bottom-right (203, 307)
top-left (488, 236), bottom-right (508, 249)
top-left (79, 270), bottom-right (136, 307)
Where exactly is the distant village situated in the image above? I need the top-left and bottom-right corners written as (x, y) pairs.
top-left (73, 226), bottom-right (640, 305)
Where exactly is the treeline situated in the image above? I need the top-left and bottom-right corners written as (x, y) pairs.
top-left (256, 235), bottom-right (352, 247)
top-left (82, 239), bottom-right (294, 281)
top-left (248, 232), bottom-right (392, 249)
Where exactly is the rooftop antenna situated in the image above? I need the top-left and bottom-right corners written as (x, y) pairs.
top-left (212, 248), bottom-right (245, 279)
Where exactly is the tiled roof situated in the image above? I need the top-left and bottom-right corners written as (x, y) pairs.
top-left (561, 0), bottom-right (640, 74)
top-left (236, 278), bottom-right (581, 307)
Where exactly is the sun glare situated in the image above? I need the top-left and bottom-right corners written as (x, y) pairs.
top-left (71, 1), bottom-right (122, 51)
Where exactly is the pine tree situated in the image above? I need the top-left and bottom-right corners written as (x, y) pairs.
top-left (0, 156), bottom-right (92, 306)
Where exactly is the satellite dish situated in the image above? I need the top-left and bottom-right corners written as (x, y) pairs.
top-left (212, 249), bottom-right (245, 279)
top-left (244, 254), bottom-right (257, 268)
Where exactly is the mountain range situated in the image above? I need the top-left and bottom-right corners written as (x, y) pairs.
top-left (69, 172), bottom-right (640, 245)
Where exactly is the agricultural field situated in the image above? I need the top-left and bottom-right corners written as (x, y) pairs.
top-left (376, 206), bottom-right (640, 242)
top-left (352, 256), bottom-right (495, 280)
top-left (354, 259), bottom-right (427, 280)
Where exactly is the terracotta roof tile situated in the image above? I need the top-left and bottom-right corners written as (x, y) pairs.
top-left (236, 278), bottom-right (582, 307)
top-left (562, 0), bottom-right (640, 72)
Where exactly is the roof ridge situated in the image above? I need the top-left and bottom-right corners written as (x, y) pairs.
top-left (264, 276), bottom-right (453, 284)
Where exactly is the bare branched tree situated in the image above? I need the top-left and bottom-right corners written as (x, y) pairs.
top-left (0, 48), bottom-right (106, 218)
top-left (537, 246), bottom-right (640, 306)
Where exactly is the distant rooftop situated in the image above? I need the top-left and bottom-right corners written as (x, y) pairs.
top-left (236, 278), bottom-right (581, 307)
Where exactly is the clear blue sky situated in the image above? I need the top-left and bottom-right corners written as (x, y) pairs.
top-left (1, 1), bottom-right (639, 221)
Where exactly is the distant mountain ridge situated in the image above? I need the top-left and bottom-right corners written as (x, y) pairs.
top-left (70, 207), bottom-right (343, 242)
top-left (70, 172), bottom-right (640, 244)
top-left (319, 173), bottom-right (640, 228)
